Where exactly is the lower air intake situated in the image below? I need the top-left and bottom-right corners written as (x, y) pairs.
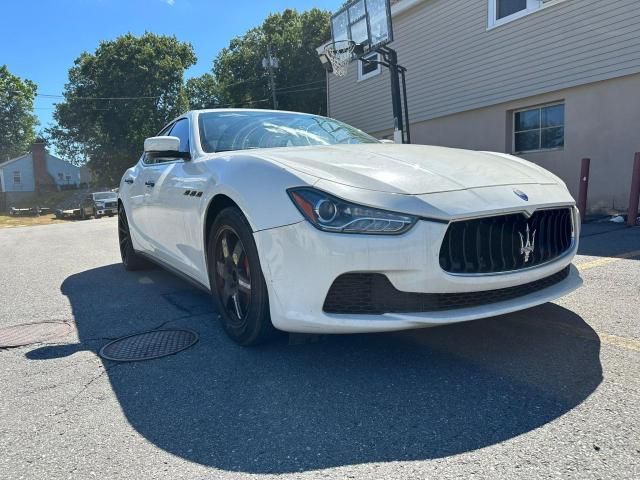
top-left (323, 266), bottom-right (570, 315)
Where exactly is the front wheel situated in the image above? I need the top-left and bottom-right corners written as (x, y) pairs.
top-left (208, 208), bottom-right (275, 346)
top-left (118, 204), bottom-right (152, 271)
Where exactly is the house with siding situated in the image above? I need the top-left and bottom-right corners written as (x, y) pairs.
top-left (0, 142), bottom-right (87, 206)
top-left (325, 0), bottom-right (640, 212)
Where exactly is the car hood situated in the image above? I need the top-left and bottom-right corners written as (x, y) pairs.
top-left (261, 144), bottom-right (561, 195)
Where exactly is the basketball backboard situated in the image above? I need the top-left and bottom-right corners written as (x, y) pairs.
top-left (330, 0), bottom-right (394, 56)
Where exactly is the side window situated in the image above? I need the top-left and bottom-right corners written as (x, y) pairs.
top-left (489, 0), bottom-right (543, 28)
top-left (513, 103), bottom-right (565, 153)
top-left (169, 119), bottom-right (190, 153)
top-left (157, 125), bottom-right (173, 138)
top-left (358, 52), bottom-right (381, 81)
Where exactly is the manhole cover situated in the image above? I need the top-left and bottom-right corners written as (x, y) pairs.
top-left (99, 329), bottom-right (198, 362)
top-left (0, 321), bottom-right (74, 348)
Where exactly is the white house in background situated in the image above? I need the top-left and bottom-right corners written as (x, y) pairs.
top-left (0, 142), bottom-right (86, 204)
top-left (325, 0), bottom-right (640, 213)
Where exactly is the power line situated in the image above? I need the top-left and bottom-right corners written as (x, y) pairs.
top-left (34, 79), bottom-right (327, 102)
top-left (275, 79), bottom-right (326, 92)
top-left (277, 87), bottom-right (326, 95)
top-left (37, 94), bottom-right (160, 100)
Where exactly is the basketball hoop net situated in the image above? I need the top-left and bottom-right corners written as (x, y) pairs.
top-left (324, 40), bottom-right (356, 77)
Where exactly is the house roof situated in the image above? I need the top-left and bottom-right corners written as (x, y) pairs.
top-left (0, 153), bottom-right (30, 170)
top-left (0, 151), bottom-right (80, 171)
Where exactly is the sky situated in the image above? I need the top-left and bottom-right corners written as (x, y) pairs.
top-left (0, 0), bottom-right (343, 132)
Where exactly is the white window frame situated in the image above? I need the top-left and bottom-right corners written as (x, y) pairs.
top-left (512, 102), bottom-right (565, 154)
top-left (357, 52), bottom-right (381, 82)
top-left (488, 0), bottom-right (544, 29)
top-left (13, 171), bottom-right (21, 185)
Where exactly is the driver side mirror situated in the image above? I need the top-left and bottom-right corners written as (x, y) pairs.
top-left (144, 136), bottom-right (191, 160)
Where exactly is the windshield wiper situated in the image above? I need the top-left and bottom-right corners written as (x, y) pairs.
top-left (215, 146), bottom-right (263, 153)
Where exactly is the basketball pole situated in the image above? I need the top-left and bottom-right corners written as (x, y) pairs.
top-left (362, 46), bottom-right (411, 144)
top-left (400, 66), bottom-right (411, 144)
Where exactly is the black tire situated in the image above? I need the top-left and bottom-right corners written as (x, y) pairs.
top-left (80, 208), bottom-right (86, 220)
top-left (94, 208), bottom-right (101, 219)
top-left (118, 204), bottom-right (153, 271)
top-left (208, 207), bottom-right (275, 346)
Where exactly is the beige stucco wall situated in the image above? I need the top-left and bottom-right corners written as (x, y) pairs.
top-left (378, 73), bottom-right (640, 213)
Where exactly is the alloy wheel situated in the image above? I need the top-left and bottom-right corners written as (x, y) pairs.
top-left (214, 227), bottom-right (252, 325)
top-left (118, 206), bottom-right (130, 265)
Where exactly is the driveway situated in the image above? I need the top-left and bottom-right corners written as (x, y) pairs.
top-left (0, 218), bottom-right (638, 479)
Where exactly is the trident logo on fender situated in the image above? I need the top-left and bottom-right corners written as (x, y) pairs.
top-left (518, 224), bottom-right (536, 263)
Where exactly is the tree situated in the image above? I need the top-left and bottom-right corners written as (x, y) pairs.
top-left (185, 73), bottom-right (221, 110)
top-left (49, 33), bottom-right (196, 183)
top-left (209, 8), bottom-right (331, 115)
top-left (0, 65), bottom-right (38, 161)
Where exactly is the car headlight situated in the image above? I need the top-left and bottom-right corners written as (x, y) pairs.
top-left (288, 187), bottom-right (417, 235)
top-left (96, 202), bottom-right (104, 207)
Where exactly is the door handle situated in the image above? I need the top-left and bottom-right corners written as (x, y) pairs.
top-left (145, 180), bottom-right (155, 187)
top-left (124, 177), bottom-right (134, 184)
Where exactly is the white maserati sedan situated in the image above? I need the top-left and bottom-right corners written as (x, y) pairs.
top-left (118, 109), bottom-right (582, 345)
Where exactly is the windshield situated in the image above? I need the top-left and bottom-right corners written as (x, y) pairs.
top-left (198, 111), bottom-right (378, 153)
top-left (93, 193), bottom-right (116, 201)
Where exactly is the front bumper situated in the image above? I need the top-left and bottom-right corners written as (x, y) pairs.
top-left (96, 208), bottom-right (117, 215)
top-left (254, 217), bottom-right (582, 334)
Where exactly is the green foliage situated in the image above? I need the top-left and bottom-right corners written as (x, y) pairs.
top-left (211, 8), bottom-right (331, 114)
top-left (49, 33), bottom-right (196, 183)
top-left (48, 9), bottom-right (331, 183)
top-left (0, 65), bottom-right (38, 161)
top-left (185, 73), bottom-right (220, 110)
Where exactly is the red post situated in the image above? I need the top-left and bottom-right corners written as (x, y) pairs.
top-left (627, 152), bottom-right (640, 227)
top-left (577, 158), bottom-right (590, 222)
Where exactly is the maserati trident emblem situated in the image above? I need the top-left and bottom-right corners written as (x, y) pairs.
top-left (514, 189), bottom-right (529, 201)
top-left (518, 224), bottom-right (536, 263)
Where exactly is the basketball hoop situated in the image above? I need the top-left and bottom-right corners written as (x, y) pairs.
top-left (324, 40), bottom-right (356, 77)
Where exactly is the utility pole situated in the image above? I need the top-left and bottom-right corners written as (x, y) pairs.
top-left (262, 44), bottom-right (279, 110)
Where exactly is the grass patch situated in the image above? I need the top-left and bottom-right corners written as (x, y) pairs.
top-left (0, 214), bottom-right (67, 229)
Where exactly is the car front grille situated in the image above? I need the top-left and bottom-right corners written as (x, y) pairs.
top-left (439, 208), bottom-right (573, 275)
top-left (104, 201), bottom-right (117, 208)
top-left (322, 266), bottom-right (570, 315)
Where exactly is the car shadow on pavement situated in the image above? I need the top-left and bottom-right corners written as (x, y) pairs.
top-left (579, 223), bottom-right (640, 259)
top-left (27, 264), bottom-right (603, 474)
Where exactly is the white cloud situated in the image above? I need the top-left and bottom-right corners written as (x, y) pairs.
top-left (164, 0), bottom-right (175, 5)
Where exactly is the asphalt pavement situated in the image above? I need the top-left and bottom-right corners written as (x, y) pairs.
top-left (0, 218), bottom-right (638, 479)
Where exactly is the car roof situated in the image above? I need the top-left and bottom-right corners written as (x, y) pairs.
top-left (189, 108), bottom-right (316, 115)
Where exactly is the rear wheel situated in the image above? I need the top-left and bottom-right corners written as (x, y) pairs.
top-left (118, 204), bottom-right (152, 271)
top-left (208, 207), bottom-right (274, 346)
